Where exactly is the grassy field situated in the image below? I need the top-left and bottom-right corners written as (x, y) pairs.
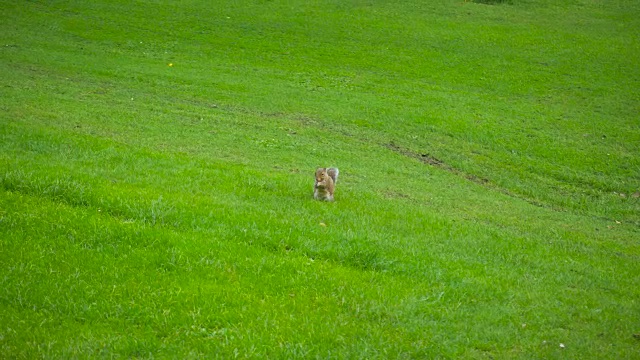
top-left (1, 0), bottom-right (639, 358)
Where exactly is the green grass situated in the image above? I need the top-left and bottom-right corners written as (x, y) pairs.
top-left (1, 0), bottom-right (639, 358)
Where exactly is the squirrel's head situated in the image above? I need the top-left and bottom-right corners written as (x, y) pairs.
top-left (315, 168), bottom-right (327, 182)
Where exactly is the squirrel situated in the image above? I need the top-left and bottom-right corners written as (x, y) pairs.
top-left (314, 167), bottom-right (339, 201)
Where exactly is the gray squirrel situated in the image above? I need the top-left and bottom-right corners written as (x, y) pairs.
top-left (314, 167), bottom-right (339, 201)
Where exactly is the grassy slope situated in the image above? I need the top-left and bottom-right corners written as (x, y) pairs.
top-left (1, 0), bottom-right (639, 358)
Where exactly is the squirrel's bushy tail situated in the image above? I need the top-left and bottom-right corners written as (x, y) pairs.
top-left (328, 168), bottom-right (339, 184)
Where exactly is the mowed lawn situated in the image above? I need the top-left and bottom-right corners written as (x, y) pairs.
top-left (1, 0), bottom-right (639, 358)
